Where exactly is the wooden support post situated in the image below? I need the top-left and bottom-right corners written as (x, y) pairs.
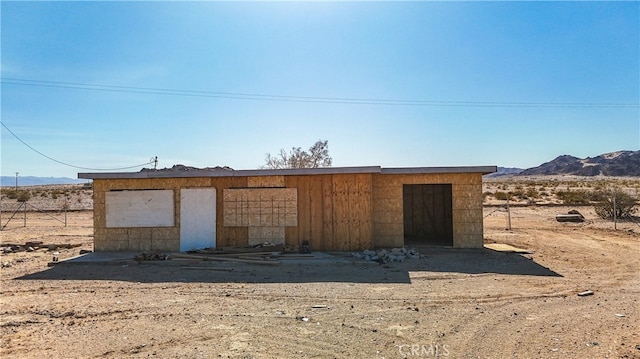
top-left (506, 197), bottom-right (512, 231)
top-left (613, 192), bottom-right (617, 230)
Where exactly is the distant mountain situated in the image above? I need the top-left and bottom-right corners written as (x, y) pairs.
top-left (518, 150), bottom-right (640, 177)
top-left (0, 176), bottom-right (87, 187)
top-left (484, 167), bottom-right (524, 178)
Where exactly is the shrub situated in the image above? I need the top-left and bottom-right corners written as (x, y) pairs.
top-left (593, 188), bottom-right (638, 219)
top-left (525, 187), bottom-right (540, 199)
top-left (555, 189), bottom-right (593, 205)
top-left (494, 191), bottom-right (510, 201)
top-left (4, 189), bottom-right (18, 199)
top-left (510, 189), bottom-right (526, 200)
top-left (17, 191), bottom-right (31, 202)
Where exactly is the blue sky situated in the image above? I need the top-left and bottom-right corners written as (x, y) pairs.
top-left (1, 1), bottom-right (638, 178)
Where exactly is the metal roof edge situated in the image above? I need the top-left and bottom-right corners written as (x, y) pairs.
top-left (234, 166), bottom-right (382, 176)
top-left (78, 166), bottom-right (383, 179)
top-left (380, 166), bottom-right (498, 175)
top-left (79, 165), bottom-right (497, 179)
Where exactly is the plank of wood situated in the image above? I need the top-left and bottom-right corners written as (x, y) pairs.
top-left (309, 175), bottom-right (324, 251)
top-left (171, 253), bottom-right (280, 265)
top-left (179, 267), bottom-right (234, 272)
top-left (278, 254), bottom-right (315, 258)
top-left (237, 255), bottom-right (278, 261)
top-left (46, 243), bottom-right (83, 249)
top-left (322, 175), bottom-right (335, 252)
top-left (484, 243), bottom-right (532, 254)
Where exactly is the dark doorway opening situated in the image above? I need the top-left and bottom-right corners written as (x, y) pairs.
top-left (403, 184), bottom-right (453, 246)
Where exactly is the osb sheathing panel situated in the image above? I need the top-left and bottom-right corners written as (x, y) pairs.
top-left (248, 226), bottom-right (286, 246)
top-left (371, 173), bottom-right (484, 248)
top-left (285, 174), bottom-right (372, 251)
top-left (223, 188), bottom-right (297, 227)
top-left (223, 188), bottom-right (296, 245)
top-left (247, 176), bottom-right (285, 188)
top-left (211, 177), bottom-right (249, 247)
top-left (92, 177), bottom-right (249, 251)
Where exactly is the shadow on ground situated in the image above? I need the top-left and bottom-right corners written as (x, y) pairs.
top-left (15, 247), bottom-right (561, 284)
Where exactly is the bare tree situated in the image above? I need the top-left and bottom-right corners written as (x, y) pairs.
top-left (264, 140), bottom-right (332, 169)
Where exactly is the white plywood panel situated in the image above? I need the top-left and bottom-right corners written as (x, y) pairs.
top-left (180, 188), bottom-right (216, 251)
top-left (106, 190), bottom-right (174, 228)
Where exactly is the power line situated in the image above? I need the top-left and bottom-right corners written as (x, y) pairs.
top-left (2, 77), bottom-right (638, 108)
top-left (0, 121), bottom-right (155, 171)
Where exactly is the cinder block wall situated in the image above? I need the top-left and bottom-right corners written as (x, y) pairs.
top-left (371, 173), bottom-right (484, 248)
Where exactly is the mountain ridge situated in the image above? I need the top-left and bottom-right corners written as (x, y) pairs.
top-left (518, 150), bottom-right (640, 177)
top-left (0, 176), bottom-right (86, 187)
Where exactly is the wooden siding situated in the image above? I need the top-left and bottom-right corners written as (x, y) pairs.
top-left (285, 174), bottom-right (372, 251)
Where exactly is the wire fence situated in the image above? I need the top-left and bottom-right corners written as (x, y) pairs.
top-left (0, 202), bottom-right (69, 230)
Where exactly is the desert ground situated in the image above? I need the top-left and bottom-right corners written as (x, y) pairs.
top-left (1, 180), bottom-right (639, 358)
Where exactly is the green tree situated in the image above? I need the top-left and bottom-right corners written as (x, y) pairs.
top-left (264, 140), bottom-right (332, 169)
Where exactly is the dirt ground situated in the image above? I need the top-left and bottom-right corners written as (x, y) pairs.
top-left (1, 207), bottom-right (639, 358)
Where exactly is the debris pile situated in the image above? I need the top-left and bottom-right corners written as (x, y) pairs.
top-left (1, 241), bottom-right (81, 254)
top-left (352, 247), bottom-right (422, 263)
top-left (134, 252), bottom-right (171, 261)
top-left (556, 209), bottom-right (585, 223)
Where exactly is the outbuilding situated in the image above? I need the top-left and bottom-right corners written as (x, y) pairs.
top-left (79, 165), bottom-right (496, 252)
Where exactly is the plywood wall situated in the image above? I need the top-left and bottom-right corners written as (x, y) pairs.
top-left (91, 171), bottom-right (484, 252)
top-left (372, 173), bottom-right (484, 248)
top-left (223, 188), bottom-right (296, 245)
top-left (285, 174), bottom-right (373, 251)
top-left (92, 176), bottom-right (248, 252)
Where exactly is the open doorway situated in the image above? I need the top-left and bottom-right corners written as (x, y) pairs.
top-left (403, 184), bottom-right (453, 246)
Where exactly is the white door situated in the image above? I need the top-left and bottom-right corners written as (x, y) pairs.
top-left (180, 188), bottom-right (216, 251)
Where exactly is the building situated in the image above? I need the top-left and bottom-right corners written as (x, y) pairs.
top-left (78, 165), bottom-right (496, 252)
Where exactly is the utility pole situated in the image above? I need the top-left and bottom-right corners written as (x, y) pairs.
top-left (15, 172), bottom-right (19, 189)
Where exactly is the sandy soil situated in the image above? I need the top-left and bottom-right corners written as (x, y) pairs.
top-left (1, 207), bottom-right (639, 358)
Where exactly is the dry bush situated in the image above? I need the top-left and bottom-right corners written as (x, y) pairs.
top-left (593, 188), bottom-right (638, 219)
top-left (494, 191), bottom-right (510, 201)
top-left (555, 189), bottom-right (594, 205)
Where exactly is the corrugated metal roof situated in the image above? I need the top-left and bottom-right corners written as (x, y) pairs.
top-left (78, 165), bottom-right (496, 179)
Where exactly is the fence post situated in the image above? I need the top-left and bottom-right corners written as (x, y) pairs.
top-left (506, 196), bottom-right (512, 230)
top-left (613, 192), bottom-right (617, 230)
